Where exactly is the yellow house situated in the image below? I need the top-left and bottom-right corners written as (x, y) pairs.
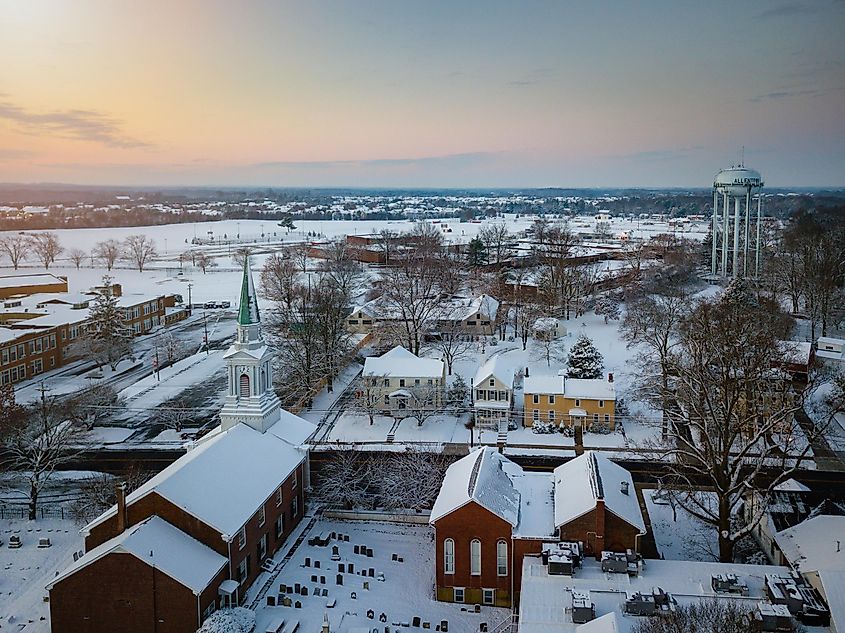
top-left (472, 356), bottom-right (516, 428)
top-left (523, 373), bottom-right (615, 430)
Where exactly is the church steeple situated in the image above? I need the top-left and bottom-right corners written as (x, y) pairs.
top-left (237, 254), bottom-right (260, 326)
top-left (220, 254), bottom-right (281, 433)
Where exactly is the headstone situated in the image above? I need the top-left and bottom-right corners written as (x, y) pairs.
top-left (295, 601), bottom-right (302, 609)
top-left (480, 624), bottom-right (487, 632)
top-left (267, 596), bottom-right (276, 606)
top-left (392, 553), bottom-right (398, 561)
top-left (305, 557), bottom-right (311, 567)
top-left (336, 574), bottom-right (343, 585)
top-left (348, 563), bottom-right (354, 574)
top-left (322, 588), bottom-right (329, 597)
top-left (344, 535), bottom-right (350, 542)
top-left (311, 574), bottom-right (318, 583)
top-left (369, 568), bottom-right (375, 577)
top-left (320, 576), bottom-right (326, 584)
top-left (441, 621), bottom-right (448, 632)
top-left (368, 610), bottom-right (375, 620)
top-left (422, 623), bottom-right (430, 629)
top-left (294, 583), bottom-right (301, 593)
top-left (379, 613), bottom-right (388, 623)
top-left (397, 557), bottom-right (403, 563)
top-left (301, 587), bottom-right (308, 596)
top-left (354, 545), bottom-right (361, 555)
top-left (282, 597), bottom-right (292, 607)
top-left (413, 617), bottom-right (421, 627)
top-left (351, 591), bottom-right (357, 600)
top-left (315, 560), bottom-right (321, 568)
top-left (332, 545), bottom-right (340, 556)
top-left (367, 548), bottom-right (374, 557)
top-left (339, 563), bottom-right (345, 573)
top-left (363, 581), bottom-right (370, 590)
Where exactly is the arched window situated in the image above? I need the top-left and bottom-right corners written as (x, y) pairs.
top-left (239, 373), bottom-right (251, 398)
top-left (497, 540), bottom-right (508, 576)
top-left (444, 539), bottom-right (455, 574)
top-left (470, 539), bottom-right (481, 576)
top-left (260, 368), bottom-right (266, 393)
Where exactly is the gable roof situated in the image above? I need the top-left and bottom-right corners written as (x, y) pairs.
top-left (474, 356), bottom-right (517, 388)
top-left (84, 416), bottom-right (309, 539)
top-left (576, 612), bottom-right (622, 633)
top-left (553, 451), bottom-right (644, 533)
top-left (49, 516), bottom-right (226, 594)
top-left (774, 515), bottom-right (845, 574)
top-left (430, 447), bottom-right (520, 526)
top-left (363, 345), bottom-right (444, 378)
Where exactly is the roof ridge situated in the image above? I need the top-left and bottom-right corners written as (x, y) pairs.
top-left (467, 448), bottom-right (485, 499)
top-left (589, 452), bottom-right (604, 500)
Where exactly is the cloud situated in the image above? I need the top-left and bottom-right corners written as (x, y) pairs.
top-left (0, 96), bottom-right (149, 149)
top-left (749, 88), bottom-right (823, 102)
top-left (251, 151), bottom-right (499, 170)
top-left (612, 147), bottom-right (705, 162)
top-left (0, 148), bottom-right (35, 161)
top-left (756, 2), bottom-right (819, 18)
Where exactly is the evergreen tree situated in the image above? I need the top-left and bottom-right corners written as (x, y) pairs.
top-left (566, 334), bottom-right (604, 379)
top-left (448, 374), bottom-right (469, 408)
top-left (79, 276), bottom-right (134, 370)
top-left (701, 225), bottom-right (714, 267)
top-left (467, 236), bottom-right (487, 266)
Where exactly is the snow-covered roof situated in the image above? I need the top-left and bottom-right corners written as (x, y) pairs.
top-left (49, 516), bottom-right (226, 594)
top-left (565, 378), bottom-right (615, 401)
top-left (523, 374), bottom-right (565, 395)
top-left (773, 478), bottom-right (811, 493)
top-left (818, 570), bottom-right (845, 633)
top-left (363, 346), bottom-right (443, 379)
top-left (552, 452), bottom-right (644, 533)
top-left (508, 469), bottom-right (556, 539)
top-left (352, 293), bottom-right (499, 323)
top-left (85, 417), bottom-right (309, 538)
top-left (0, 273), bottom-right (66, 289)
top-left (777, 340), bottom-right (814, 365)
top-left (818, 336), bottom-right (845, 346)
top-left (430, 447), bottom-right (520, 526)
top-left (576, 612), bottom-right (622, 632)
top-left (474, 356), bottom-right (516, 388)
top-left (774, 515), bottom-right (845, 573)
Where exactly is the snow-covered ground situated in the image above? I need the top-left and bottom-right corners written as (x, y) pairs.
top-left (251, 519), bottom-right (508, 633)
top-left (644, 489), bottom-right (720, 562)
top-left (0, 518), bottom-right (82, 633)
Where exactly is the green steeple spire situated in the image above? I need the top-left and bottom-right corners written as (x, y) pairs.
top-left (237, 254), bottom-right (260, 326)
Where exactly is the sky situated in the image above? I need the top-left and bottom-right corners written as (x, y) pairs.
top-left (1, 0), bottom-right (844, 188)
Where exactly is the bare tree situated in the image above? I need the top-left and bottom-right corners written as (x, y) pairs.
top-left (532, 319), bottom-right (566, 367)
top-left (155, 399), bottom-right (195, 433)
top-left (314, 451), bottom-right (372, 510)
top-left (318, 240), bottom-right (363, 298)
top-left (356, 374), bottom-right (386, 425)
top-left (68, 248), bottom-right (87, 269)
top-left (1, 386), bottom-right (90, 520)
top-left (261, 254), bottom-right (299, 305)
top-left (407, 383), bottom-right (443, 426)
top-left (28, 232), bottom-right (63, 269)
top-left (479, 223), bottom-right (514, 265)
top-left (631, 600), bottom-right (754, 633)
top-left (69, 464), bottom-right (152, 525)
top-left (375, 228), bottom-right (397, 264)
top-left (374, 448), bottom-right (453, 511)
top-left (196, 251), bottom-right (217, 274)
top-left (123, 234), bottom-right (157, 272)
top-left (426, 325), bottom-right (474, 375)
top-left (0, 234), bottom-right (29, 269)
top-left (289, 243), bottom-right (310, 273)
top-left (653, 279), bottom-right (832, 562)
top-left (93, 239), bottom-right (122, 270)
top-left (232, 247), bottom-right (251, 269)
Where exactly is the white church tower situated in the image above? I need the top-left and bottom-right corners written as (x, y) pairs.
top-left (220, 255), bottom-right (282, 433)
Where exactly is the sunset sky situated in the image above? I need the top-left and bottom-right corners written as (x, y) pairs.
top-left (1, 0), bottom-right (844, 188)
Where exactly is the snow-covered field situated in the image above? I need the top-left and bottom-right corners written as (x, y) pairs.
top-left (0, 518), bottom-right (82, 633)
top-left (644, 489), bottom-right (720, 561)
top-left (251, 519), bottom-right (508, 633)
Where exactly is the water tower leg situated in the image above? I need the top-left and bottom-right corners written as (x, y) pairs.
top-left (755, 195), bottom-right (762, 277)
top-left (732, 197), bottom-right (741, 278)
top-left (722, 192), bottom-right (729, 276)
top-left (743, 189), bottom-right (751, 277)
top-left (711, 189), bottom-right (718, 276)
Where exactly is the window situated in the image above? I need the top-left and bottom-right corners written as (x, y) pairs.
top-left (399, 379), bottom-right (406, 387)
top-left (549, 395), bottom-right (555, 404)
top-left (532, 409), bottom-right (539, 421)
top-left (470, 539), bottom-right (481, 575)
top-left (257, 534), bottom-right (267, 561)
top-left (275, 515), bottom-right (284, 539)
top-left (383, 379), bottom-right (389, 387)
top-left (258, 506), bottom-right (266, 527)
top-left (532, 394), bottom-right (539, 404)
top-left (444, 539), bottom-right (455, 574)
top-left (604, 414), bottom-right (610, 423)
top-left (238, 526), bottom-right (246, 550)
top-left (384, 395), bottom-right (390, 405)
top-left (348, 319), bottom-right (359, 325)
top-left (414, 379), bottom-right (420, 386)
top-left (548, 410), bottom-right (555, 423)
top-left (291, 497), bottom-right (298, 517)
top-left (476, 389), bottom-right (485, 400)
top-left (489, 378), bottom-right (495, 386)
top-left (599, 400), bottom-right (604, 408)
top-left (291, 470), bottom-right (298, 489)
top-left (276, 487), bottom-right (283, 506)
top-left (482, 589), bottom-right (495, 606)
top-left (239, 373), bottom-right (251, 398)
top-left (594, 414), bottom-right (599, 424)
top-left (498, 391), bottom-right (507, 401)
top-left (453, 587), bottom-right (465, 603)
top-left (202, 601), bottom-right (216, 621)
top-left (575, 399), bottom-right (581, 407)
top-left (497, 540), bottom-right (508, 576)
top-left (237, 556), bottom-right (250, 584)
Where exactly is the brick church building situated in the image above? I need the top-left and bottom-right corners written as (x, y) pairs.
top-left (47, 257), bottom-right (316, 633)
top-left (430, 448), bottom-right (645, 607)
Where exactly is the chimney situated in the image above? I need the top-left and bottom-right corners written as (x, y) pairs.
top-left (620, 481), bottom-right (629, 496)
top-left (115, 482), bottom-right (128, 533)
top-left (608, 372), bottom-right (614, 383)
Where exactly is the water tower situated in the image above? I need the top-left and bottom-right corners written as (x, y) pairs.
top-left (710, 163), bottom-right (764, 279)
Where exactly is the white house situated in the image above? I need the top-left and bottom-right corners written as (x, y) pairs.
top-left (362, 345), bottom-right (446, 414)
top-left (473, 356), bottom-right (517, 427)
top-left (817, 337), bottom-right (845, 361)
top-left (347, 294), bottom-right (499, 336)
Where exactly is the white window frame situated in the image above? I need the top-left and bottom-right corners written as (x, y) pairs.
top-left (497, 540), bottom-right (508, 576)
top-left (444, 538), bottom-right (455, 574)
top-left (237, 526), bottom-right (246, 550)
top-left (258, 506), bottom-right (266, 527)
top-left (276, 486), bottom-right (283, 506)
top-left (532, 409), bottom-right (539, 421)
top-left (454, 587), bottom-right (465, 603)
top-left (548, 410), bottom-right (555, 423)
top-left (470, 539), bottom-right (481, 576)
top-left (549, 394), bottom-right (555, 404)
top-left (482, 588), bottom-right (495, 606)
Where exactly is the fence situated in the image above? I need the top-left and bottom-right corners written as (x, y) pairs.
top-left (0, 506), bottom-right (69, 520)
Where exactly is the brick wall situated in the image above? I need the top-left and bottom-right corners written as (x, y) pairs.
top-left (557, 501), bottom-right (641, 558)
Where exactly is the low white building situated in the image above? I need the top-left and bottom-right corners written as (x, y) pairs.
top-left (818, 337), bottom-right (845, 361)
top-left (473, 356), bottom-right (517, 427)
top-left (362, 346), bottom-right (446, 415)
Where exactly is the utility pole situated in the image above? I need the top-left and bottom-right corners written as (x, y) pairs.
top-left (37, 382), bottom-right (50, 433)
top-left (187, 283), bottom-right (193, 316)
top-left (203, 312), bottom-right (209, 355)
top-left (154, 336), bottom-right (160, 381)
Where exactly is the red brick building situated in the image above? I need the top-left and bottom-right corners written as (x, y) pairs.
top-left (430, 449), bottom-right (645, 607)
top-left (48, 259), bottom-right (317, 633)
